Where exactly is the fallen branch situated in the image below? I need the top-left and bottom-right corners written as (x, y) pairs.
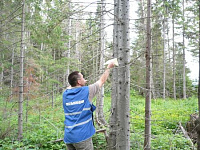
top-left (96, 128), bottom-right (109, 143)
top-left (96, 128), bottom-right (106, 133)
top-left (178, 122), bottom-right (195, 149)
top-left (50, 139), bottom-right (63, 143)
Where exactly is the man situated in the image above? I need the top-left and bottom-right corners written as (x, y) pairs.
top-left (63, 62), bottom-right (115, 150)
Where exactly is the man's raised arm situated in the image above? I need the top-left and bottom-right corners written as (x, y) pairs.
top-left (96, 62), bottom-right (115, 88)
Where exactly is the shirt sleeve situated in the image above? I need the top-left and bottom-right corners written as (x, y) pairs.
top-left (88, 82), bottom-right (100, 103)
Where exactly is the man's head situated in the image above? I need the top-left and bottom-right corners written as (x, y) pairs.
top-left (68, 71), bottom-right (87, 87)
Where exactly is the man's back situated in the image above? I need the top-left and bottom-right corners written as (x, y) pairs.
top-left (63, 86), bottom-right (95, 144)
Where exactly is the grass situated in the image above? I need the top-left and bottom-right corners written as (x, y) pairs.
top-left (0, 91), bottom-right (198, 149)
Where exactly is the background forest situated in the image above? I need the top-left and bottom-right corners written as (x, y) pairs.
top-left (0, 0), bottom-right (199, 149)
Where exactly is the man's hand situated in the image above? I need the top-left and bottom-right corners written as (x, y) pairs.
top-left (107, 62), bottom-right (115, 69)
top-left (97, 61), bottom-right (116, 88)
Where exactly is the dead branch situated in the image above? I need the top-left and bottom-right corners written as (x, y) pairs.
top-left (179, 122), bottom-right (195, 149)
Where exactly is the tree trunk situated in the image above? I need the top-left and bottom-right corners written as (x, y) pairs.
top-left (26, 83), bottom-right (30, 123)
top-left (144, 0), bottom-right (151, 149)
top-left (75, 21), bottom-right (80, 71)
top-left (197, 1), bottom-right (200, 149)
top-left (150, 61), bottom-right (155, 99)
top-left (96, 0), bottom-right (106, 126)
top-left (108, 0), bottom-right (118, 149)
top-left (182, 0), bottom-right (186, 99)
top-left (172, 16), bottom-right (176, 99)
top-left (18, 0), bottom-right (25, 141)
top-left (52, 84), bottom-right (54, 108)
top-left (10, 47), bottom-right (15, 101)
top-left (167, 11), bottom-right (170, 64)
top-left (163, 11), bottom-right (166, 100)
top-left (0, 55), bottom-right (3, 91)
top-left (66, 2), bottom-right (71, 87)
top-left (116, 0), bottom-right (130, 149)
top-left (63, 1), bottom-right (71, 88)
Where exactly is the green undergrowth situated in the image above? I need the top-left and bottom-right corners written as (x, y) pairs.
top-left (0, 91), bottom-right (198, 149)
top-left (129, 95), bottom-right (197, 149)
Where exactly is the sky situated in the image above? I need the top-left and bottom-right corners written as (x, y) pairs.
top-left (72, 0), bottom-right (199, 81)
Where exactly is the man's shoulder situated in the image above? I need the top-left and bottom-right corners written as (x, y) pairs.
top-left (64, 86), bottom-right (89, 94)
top-left (88, 83), bottom-right (100, 94)
top-left (89, 82), bottom-right (99, 90)
top-left (88, 83), bottom-right (100, 102)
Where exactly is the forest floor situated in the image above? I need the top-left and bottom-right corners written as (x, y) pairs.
top-left (0, 92), bottom-right (198, 150)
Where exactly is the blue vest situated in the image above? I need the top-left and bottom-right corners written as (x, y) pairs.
top-left (63, 86), bottom-right (96, 143)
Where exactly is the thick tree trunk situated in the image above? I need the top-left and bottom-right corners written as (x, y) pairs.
top-left (144, 0), bottom-right (151, 149)
top-left (18, 0), bottom-right (25, 141)
top-left (116, 0), bottom-right (130, 149)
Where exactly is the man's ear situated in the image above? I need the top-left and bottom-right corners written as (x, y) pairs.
top-left (77, 79), bottom-right (81, 85)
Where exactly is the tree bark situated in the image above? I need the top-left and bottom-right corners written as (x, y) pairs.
top-left (96, 0), bottom-right (106, 126)
top-left (67, 2), bottom-right (71, 87)
top-left (63, 1), bottom-right (71, 88)
top-left (197, 1), bottom-right (200, 149)
top-left (144, 0), bottom-right (151, 149)
top-left (75, 21), bottom-right (80, 71)
top-left (116, 0), bottom-right (130, 149)
top-left (10, 47), bottom-right (15, 101)
top-left (18, 0), bottom-right (25, 141)
top-left (172, 14), bottom-right (176, 100)
top-left (163, 7), bottom-right (166, 99)
top-left (108, 0), bottom-right (118, 149)
top-left (182, 0), bottom-right (186, 99)
top-left (0, 55), bottom-right (3, 91)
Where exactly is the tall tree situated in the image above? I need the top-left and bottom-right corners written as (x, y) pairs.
top-left (0, 55), bottom-right (3, 91)
top-left (10, 46), bottom-right (15, 101)
top-left (108, 0), bottom-right (130, 149)
top-left (144, 0), bottom-right (151, 149)
top-left (163, 3), bottom-right (166, 99)
top-left (116, 0), bottom-right (130, 149)
top-left (197, 1), bottom-right (200, 149)
top-left (96, 0), bottom-right (106, 126)
top-left (182, 0), bottom-right (186, 99)
top-left (108, 0), bottom-right (118, 149)
top-left (18, 0), bottom-right (25, 141)
top-left (172, 2), bottom-right (176, 100)
top-left (66, 1), bottom-right (71, 88)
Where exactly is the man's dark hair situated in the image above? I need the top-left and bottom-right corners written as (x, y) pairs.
top-left (68, 71), bottom-right (80, 87)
